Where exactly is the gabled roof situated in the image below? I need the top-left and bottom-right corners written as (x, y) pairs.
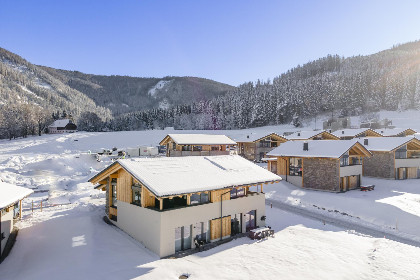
top-left (90, 155), bottom-right (281, 197)
top-left (285, 130), bottom-right (340, 140)
top-left (374, 128), bottom-right (417, 137)
top-left (48, 119), bottom-right (72, 128)
top-left (0, 181), bottom-right (33, 210)
top-left (267, 140), bottom-right (371, 158)
top-left (234, 132), bottom-right (287, 143)
top-left (159, 134), bottom-right (236, 146)
top-left (332, 128), bottom-right (382, 138)
top-left (357, 137), bottom-right (420, 152)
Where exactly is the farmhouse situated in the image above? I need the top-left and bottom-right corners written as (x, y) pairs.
top-left (359, 137), bottom-right (420, 179)
top-left (47, 119), bottom-right (77, 134)
top-left (235, 132), bottom-right (288, 162)
top-left (374, 128), bottom-right (417, 137)
top-left (266, 140), bottom-right (371, 192)
top-left (285, 130), bottom-right (340, 141)
top-left (0, 182), bottom-right (33, 260)
top-left (159, 134), bottom-right (237, 157)
top-left (89, 155), bottom-right (281, 258)
top-left (332, 128), bottom-right (382, 140)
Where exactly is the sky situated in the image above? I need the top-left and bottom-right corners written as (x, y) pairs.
top-left (1, 0), bottom-right (420, 86)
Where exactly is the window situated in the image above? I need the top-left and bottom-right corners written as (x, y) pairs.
top-left (230, 187), bottom-right (245, 199)
top-left (231, 214), bottom-right (242, 235)
top-left (190, 193), bottom-right (209, 205)
top-left (395, 146), bottom-right (407, 159)
top-left (132, 184), bottom-right (141, 206)
top-left (350, 157), bottom-right (361, 165)
top-left (172, 142), bottom-right (176, 150)
top-left (271, 142), bottom-right (278, 148)
top-left (193, 221), bottom-right (209, 242)
top-left (289, 158), bottom-right (302, 176)
top-left (211, 146), bottom-right (219, 151)
top-left (111, 178), bottom-right (117, 207)
top-left (340, 155), bottom-right (349, 166)
top-left (182, 145), bottom-right (191, 151)
top-left (193, 146), bottom-right (202, 151)
top-left (259, 140), bottom-right (270, 148)
top-left (175, 225), bottom-right (192, 252)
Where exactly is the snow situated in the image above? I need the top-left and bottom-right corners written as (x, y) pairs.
top-left (1, 109), bottom-right (420, 278)
top-left (358, 137), bottom-right (418, 151)
top-left (165, 134), bottom-right (237, 145)
top-left (108, 155), bottom-right (281, 197)
top-left (285, 130), bottom-right (325, 140)
top-left (148, 80), bottom-right (172, 97)
top-left (267, 139), bottom-right (364, 158)
top-left (374, 128), bottom-right (417, 136)
top-left (332, 128), bottom-right (377, 138)
top-left (48, 119), bottom-right (72, 128)
top-left (0, 181), bottom-right (33, 209)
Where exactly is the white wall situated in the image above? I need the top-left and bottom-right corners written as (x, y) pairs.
top-left (340, 165), bottom-right (362, 177)
top-left (395, 158), bottom-right (420, 168)
top-left (284, 175), bottom-right (303, 188)
top-left (1, 209), bottom-right (14, 255)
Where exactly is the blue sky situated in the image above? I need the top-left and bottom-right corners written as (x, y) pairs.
top-left (1, 0), bottom-right (420, 86)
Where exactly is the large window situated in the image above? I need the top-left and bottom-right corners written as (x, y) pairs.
top-left (132, 184), bottom-right (141, 206)
top-left (190, 193), bottom-right (209, 205)
top-left (192, 221), bottom-right (210, 243)
top-left (231, 214), bottom-right (242, 235)
top-left (395, 146), bottom-right (407, 159)
top-left (111, 178), bottom-right (117, 207)
top-left (340, 155), bottom-right (349, 167)
top-left (182, 145), bottom-right (192, 151)
top-left (193, 146), bottom-right (202, 151)
top-left (289, 158), bottom-right (302, 176)
top-left (175, 225), bottom-right (192, 252)
top-left (259, 139), bottom-right (271, 148)
top-left (230, 187), bottom-right (245, 199)
top-left (245, 210), bottom-right (256, 232)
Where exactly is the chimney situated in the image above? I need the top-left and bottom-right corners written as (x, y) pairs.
top-left (303, 142), bottom-right (309, 151)
top-left (342, 131), bottom-right (344, 134)
top-left (364, 139), bottom-right (368, 146)
top-left (297, 132), bottom-right (301, 136)
top-left (247, 135), bottom-right (249, 139)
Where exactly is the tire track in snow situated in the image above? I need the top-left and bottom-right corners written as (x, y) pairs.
top-left (266, 199), bottom-right (420, 248)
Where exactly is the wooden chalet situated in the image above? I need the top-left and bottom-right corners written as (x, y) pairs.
top-left (266, 140), bottom-right (371, 192)
top-left (159, 134), bottom-right (237, 157)
top-left (235, 132), bottom-right (288, 162)
top-left (1, 182), bottom-right (33, 260)
top-left (332, 128), bottom-right (382, 140)
top-left (360, 137), bottom-right (420, 179)
top-left (90, 155), bottom-right (281, 257)
top-left (285, 130), bottom-right (340, 141)
top-left (374, 128), bottom-right (417, 137)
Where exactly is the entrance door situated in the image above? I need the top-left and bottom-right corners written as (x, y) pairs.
top-left (245, 210), bottom-right (256, 232)
top-left (270, 161), bottom-right (277, 174)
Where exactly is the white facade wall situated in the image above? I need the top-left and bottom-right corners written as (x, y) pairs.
top-left (115, 193), bottom-right (265, 258)
top-left (1, 209), bottom-right (14, 255)
top-left (280, 175), bottom-right (303, 188)
top-left (395, 158), bottom-right (420, 168)
top-left (340, 165), bottom-right (363, 177)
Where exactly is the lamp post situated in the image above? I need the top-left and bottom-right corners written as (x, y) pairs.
top-left (220, 190), bottom-right (231, 241)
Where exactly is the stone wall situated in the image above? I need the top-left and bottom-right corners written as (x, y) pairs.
top-left (303, 158), bottom-right (340, 191)
top-left (363, 151), bottom-right (395, 179)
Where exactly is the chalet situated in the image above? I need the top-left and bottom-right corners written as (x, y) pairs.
top-left (235, 133), bottom-right (288, 162)
top-left (159, 134), bottom-right (237, 157)
top-left (285, 130), bottom-right (340, 141)
top-left (266, 140), bottom-right (371, 192)
top-left (374, 128), bottom-right (417, 137)
top-left (1, 182), bottom-right (33, 260)
top-left (332, 128), bottom-right (382, 140)
top-left (47, 119), bottom-right (77, 134)
top-left (89, 155), bottom-right (281, 258)
top-left (359, 137), bottom-right (420, 179)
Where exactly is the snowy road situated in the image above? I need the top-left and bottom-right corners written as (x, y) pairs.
top-left (266, 198), bottom-right (420, 248)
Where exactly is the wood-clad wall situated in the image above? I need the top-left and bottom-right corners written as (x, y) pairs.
top-left (407, 167), bottom-right (418, 179)
top-left (210, 216), bottom-right (231, 240)
top-left (117, 169), bottom-right (133, 204)
top-left (210, 188), bottom-right (231, 203)
top-left (142, 186), bottom-right (156, 208)
top-left (276, 157), bottom-right (288, 175)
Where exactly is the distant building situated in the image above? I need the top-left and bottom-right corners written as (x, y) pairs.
top-left (360, 118), bottom-right (393, 130)
top-left (159, 134), bottom-right (237, 157)
top-left (235, 133), bottom-right (288, 162)
top-left (89, 155), bottom-right (281, 257)
top-left (285, 130), bottom-right (340, 141)
top-left (360, 137), bottom-right (420, 179)
top-left (266, 140), bottom-right (371, 192)
top-left (47, 119), bottom-right (77, 134)
top-left (332, 128), bottom-right (382, 140)
top-left (1, 182), bottom-right (33, 260)
top-left (323, 117), bottom-right (351, 131)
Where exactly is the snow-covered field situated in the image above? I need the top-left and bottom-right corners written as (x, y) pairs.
top-left (1, 110), bottom-right (420, 279)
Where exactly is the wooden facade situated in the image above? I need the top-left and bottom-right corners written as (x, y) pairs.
top-left (237, 133), bottom-right (288, 162)
top-left (210, 216), bottom-right (231, 240)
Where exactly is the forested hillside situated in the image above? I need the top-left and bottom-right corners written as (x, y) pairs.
top-left (107, 41), bottom-right (420, 131)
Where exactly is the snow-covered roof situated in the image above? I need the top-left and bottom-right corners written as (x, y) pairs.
top-left (332, 128), bottom-right (379, 138)
top-left (234, 132), bottom-right (285, 143)
top-left (267, 140), bottom-right (369, 158)
top-left (112, 155), bottom-right (281, 197)
top-left (0, 181), bottom-right (33, 210)
top-left (374, 128), bottom-right (417, 137)
top-left (48, 119), bottom-right (71, 128)
top-left (162, 134), bottom-right (236, 145)
top-left (284, 130), bottom-right (337, 140)
top-left (357, 137), bottom-right (420, 152)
